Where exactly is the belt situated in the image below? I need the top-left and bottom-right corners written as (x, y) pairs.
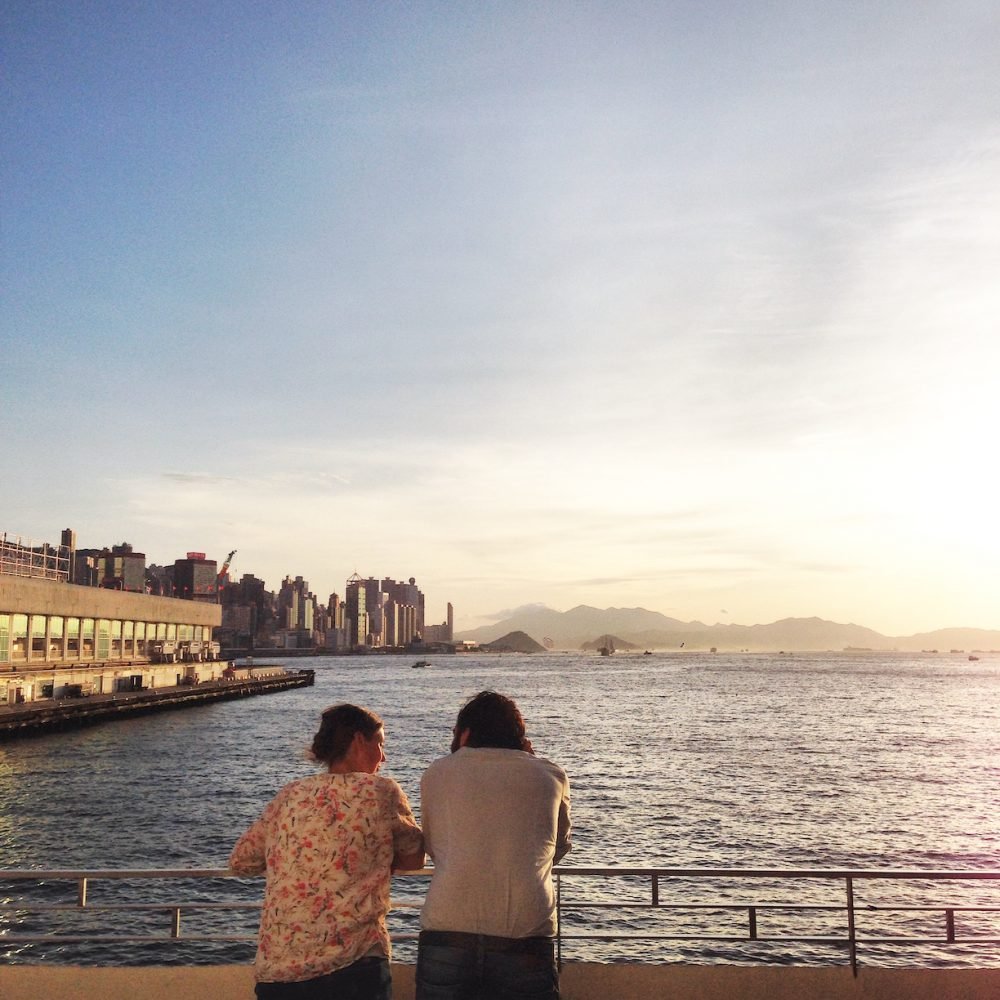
top-left (418, 930), bottom-right (554, 956)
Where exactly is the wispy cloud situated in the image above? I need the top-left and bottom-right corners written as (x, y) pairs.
top-left (6, 3), bottom-right (1000, 633)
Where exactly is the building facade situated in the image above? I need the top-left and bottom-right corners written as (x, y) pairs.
top-left (342, 574), bottom-right (426, 650)
top-left (0, 575), bottom-right (222, 705)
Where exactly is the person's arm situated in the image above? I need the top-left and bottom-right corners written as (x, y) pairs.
top-left (388, 780), bottom-right (425, 871)
top-left (393, 845), bottom-right (426, 871)
top-left (229, 814), bottom-right (267, 875)
top-left (418, 770), bottom-right (436, 862)
top-left (554, 776), bottom-right (572, 863)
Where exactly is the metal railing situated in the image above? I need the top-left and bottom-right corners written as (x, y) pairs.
top-left (553, 866), bottom-right (1000, 975)
top-left (0, 535), bottom-right (70, 582)
top-left (1, 867), bottom-right (998, 974)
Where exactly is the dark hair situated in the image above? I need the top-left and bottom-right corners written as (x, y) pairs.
top-left (310, 704), bottom-right (383, 765)
top-left (454, 690), bottom-right (525, 750)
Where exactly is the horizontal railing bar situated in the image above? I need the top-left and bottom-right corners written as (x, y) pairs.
top-left (559, 932), bottom-right (848, 939)
top-left (555, 867), bottom-right (1000, 880)
top-left (0, 901), bottom-right (423, 914)
top-left (1, 869), bottom-right (243, 880)
top-left (2, 933), bottom-right (425, 945)
top-left (10, 933), bottom-right (997, 947)
top-left (557, 934), bottom-right (1000, 943)
top-left (559, 902), bottom-right (1000, 912)
top-left (10, 902), bottom-right (994, 915)
top-left (557, 903), bottom-right (848, 911)
top-left (4, 866), bottom-right (1000, 880)
top-left (0, 902), bottom-right (263, 912)
top-left (3, 935), bottom-right (258, 944)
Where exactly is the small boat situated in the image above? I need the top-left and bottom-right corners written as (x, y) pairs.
top-left (643, 650), bottom-right (652, 656)
top-left (411, 660), bottom-right (430, 669)
top-left (969, 655), bottom-right (980, 661)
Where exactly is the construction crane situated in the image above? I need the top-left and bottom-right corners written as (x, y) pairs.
top-left (216, 549), bottom-right (236, 595)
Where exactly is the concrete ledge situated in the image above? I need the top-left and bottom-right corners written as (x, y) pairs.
top-left (1, 963), bottom-right (997, 1000)
top-left (560, 964), bottom-right (999, 999)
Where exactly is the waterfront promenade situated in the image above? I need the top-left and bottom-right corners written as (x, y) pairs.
top-left (4, 962), bottom-right (997, 1000)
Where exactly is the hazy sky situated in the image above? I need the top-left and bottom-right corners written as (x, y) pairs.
top-left (4, 2), bottom-right (999, 635)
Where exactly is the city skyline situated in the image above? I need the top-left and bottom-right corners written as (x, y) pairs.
top-left (5, 4), bottom-right (999, 636)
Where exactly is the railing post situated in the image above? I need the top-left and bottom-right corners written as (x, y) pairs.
top-left (845, 875), bottom-right (858, 977)
top-left (946, 908), bottom-right (955, 943)
top-left (170, 907), bottom-right (182, 938)
top-left (555, 871), bottom-right (562, 970)
top-left (748, 905), bottom-right (757, 940)
top-left (77, 877), bottom-right (88, 908)
top-left (651, 872), bottom-right (659, 907)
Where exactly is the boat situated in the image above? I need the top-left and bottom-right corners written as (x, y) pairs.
top-left (969, 654), bottom-right (980, 661)
top-left (598, 636), bottom-right (615, 656)
top-left (411, 659), bottom-right (430, 669)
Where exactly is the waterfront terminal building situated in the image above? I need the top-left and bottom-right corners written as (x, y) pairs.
top-left (1, 533), bottom-right (222, 706)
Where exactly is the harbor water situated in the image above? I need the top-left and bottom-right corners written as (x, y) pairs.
top-left (1, 650), bottom-right (998, 967)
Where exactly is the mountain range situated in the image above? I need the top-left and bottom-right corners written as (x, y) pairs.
top-left (455, 605), bottom-right (1000, 653)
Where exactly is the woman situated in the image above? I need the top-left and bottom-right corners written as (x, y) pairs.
top-left (230, 704), bottom-right (424, 999)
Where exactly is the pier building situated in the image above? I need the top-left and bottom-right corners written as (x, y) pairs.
top-left (0, 528), bottom-right (222, 706)
top-left (0, 573), bottom-right (223, 705)
top-left (0, 531), bottom-right (319, 735)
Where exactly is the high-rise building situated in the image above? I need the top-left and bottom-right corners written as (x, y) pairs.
top-left (275, 575), bottom-right (318, 648)
top-left (218, 573), bottom-right (275, 649)
top-left (423, 602), bottom-right (455, 644)
top-left (96, 543), bottom-right (146, 592)
top-left (173, 553), bottom-right (218, 603)
top-left (345, 573), bottom-right (369, 649)
top-left (343, 574), bottom-right (426, 649)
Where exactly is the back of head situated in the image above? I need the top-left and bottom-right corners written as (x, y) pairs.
top-left (310, 703), bottom-right (382, 766)
top-left (455, 690), bottom-right (525, 750)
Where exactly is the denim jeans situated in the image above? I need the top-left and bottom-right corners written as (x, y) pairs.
top-left (255, 956), bottom-right (392, 1000)
top-left (415, 931), bottom-right (559, 1000)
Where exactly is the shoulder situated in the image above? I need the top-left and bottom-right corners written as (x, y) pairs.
top-left (370, 773), bottom-right (409, 801)
top-left (286, 770), bottom-right (337, 797)
top-left (421, 753), bottom-right (457, 779)
top-left (527, 754), bottom-right (570, 789)
top-left (373, 773), bottom-right (404, 792)
top-left (533, 754), bottom-right (568, 776)
top-left (255, 773), bottom-right (321, 817)
top-left (273, 772), bottom-right (321, 800)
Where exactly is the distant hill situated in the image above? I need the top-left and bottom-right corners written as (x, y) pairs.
top-left (580, 634), bottom-right (639, 652)
top-left (480, 630), bottom-right (546, 653)
top-left (456, 606), bottom-right (1000, 653)
top-left (459, 605), bottom-right (704, 649)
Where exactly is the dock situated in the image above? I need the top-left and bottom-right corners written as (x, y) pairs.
top-left (0, 668), bottom-right (314, 739)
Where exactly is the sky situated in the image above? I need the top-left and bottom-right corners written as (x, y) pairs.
top-left (3, 2), bottom-right (999, 637)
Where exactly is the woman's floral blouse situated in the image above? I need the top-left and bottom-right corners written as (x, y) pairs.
top-left (229, 771), bottom-right (423, 983)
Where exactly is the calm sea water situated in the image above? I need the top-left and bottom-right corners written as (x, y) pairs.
top-left (1, 651), bottom-right (998, 967)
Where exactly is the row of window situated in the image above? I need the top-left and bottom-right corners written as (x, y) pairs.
top-left (0, 613), bottom-right (213, 665)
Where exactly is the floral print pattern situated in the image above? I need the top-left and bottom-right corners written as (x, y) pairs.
top-left (230, 772), bottom-right (422, 983)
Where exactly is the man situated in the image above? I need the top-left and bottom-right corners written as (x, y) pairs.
top-left (416, 690), bottom-right (572, 1000)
